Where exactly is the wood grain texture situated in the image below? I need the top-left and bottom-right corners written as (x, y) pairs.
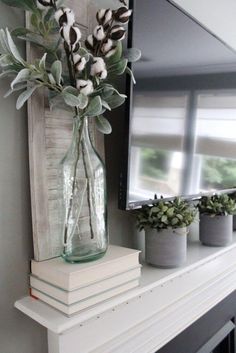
top-left (27, 0), bottom-right (105, 261)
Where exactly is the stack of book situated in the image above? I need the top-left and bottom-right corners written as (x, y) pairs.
top-left (30, 245), bottom-right (141, 316)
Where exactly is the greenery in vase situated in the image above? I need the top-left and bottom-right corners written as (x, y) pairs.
top-left (0, 0), bottom-right (140, 134)
top-left (136, 197), bottom-right (197, 232)
top-left (198, 194), bottom-right (236, 217)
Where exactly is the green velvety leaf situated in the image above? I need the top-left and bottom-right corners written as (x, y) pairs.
top-left (31, 13), bottom-right (39, 29)
top-left (95, 115), bottom-right (112, 134)
top-left (49, 94), bottom-right (74, 113)
top-left (0, 54), bottom-right (12, 67)
top-left (0, 70), bottom-right (17, 79)
top-left (62, 91), bottom-right (81, 107)
top-left (48, 73), bottom-right (56, 85)
top-left (51, 60), bottom-right (62, 85)
top-left (105, 93), bottom-right (126, 109)
top-left (101, 99), bottom-right (111, 111)
top-left (126, 66), bottom-right (136, 84)
top-left (78, 93), bottom-right (88, 109)
top-left (44, 8), bottom-right (55, 22)
top-left (106, 41), bottom-right (122, 65)
top-left (99, 84), bottom-right (126, 101)
top-left (101, 86), bottom-right (114, 99)
top-left (124, 48), bottom-right (141, 62)
top-left (63, 86), bottom-right (79, 96)
top-left (11, 28), bottom-right (32, 37)
top-left (16, 85), bottom-right (39, 110)
top-left (11, 68), bottom-right (31, 89)
top-left (85, 96), bottom-right (103, 117)
top-left (62, 87), bottom-right (89, 109)
top-left (108, 58), bottom-right (128, 76)
top-left (78, 47), bottom-right (90, 62)
top-left (17, 34), bottom-right (48, 51)
top-left (0, 29), bottom-right (10, 54)
top-left (6, 28), bottom-right (25, 64)
top-left (39, 53), bottom-right (47, 70)
top-left (4, 82), bottom-right (28, 98)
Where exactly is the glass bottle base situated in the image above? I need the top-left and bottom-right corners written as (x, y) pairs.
top-left (62, 246), bottom-right (107, 263)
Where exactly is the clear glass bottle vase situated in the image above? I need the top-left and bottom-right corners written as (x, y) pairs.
top-left (59, 116), bottom-right (108, 263)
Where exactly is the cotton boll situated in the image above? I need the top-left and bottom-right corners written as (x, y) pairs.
top-left (110, 25), bottom-right (126, 41)
top-left (85, 34), bottom-right (95, 51)
top-left (37, 0), bottom-right (52, 10)
top-left (71, 27), bottom-right (82, 50)
top-left (105, 47), bottom-right (117, 58)
top-left (90, 57), bottom-right (107, 80)
top-left (96, 9), bottom-right (113, 26)
top-left (101, 39), bottom-right (113, 55)
top-left (114, 6), bottom-right (132, 23)
top-left (76, 57), bottom-right (86, 72)
top-left (60, 25), bottom-right (81, 48)
top-left (55, 7), bottom-right (75, 27)
top-left (73, 54), bottom-right (86, 72)
top-left (55, 8), bottom-right (64, 23)
top-left (90, 57), bottom-right (106, 76)
top-left (93, 25), bottom-right (105, 41)
top-left (76, 79), bottom-right (94, 95)
top-left (99, 69), bottom-right (107, 80)
top-left (73, 54), bottom-right (82, 64)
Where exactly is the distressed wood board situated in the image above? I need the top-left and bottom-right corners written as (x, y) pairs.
top-left (27, 0), bottom-right (104, 261)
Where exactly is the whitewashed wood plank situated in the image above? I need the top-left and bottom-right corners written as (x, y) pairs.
top-left (26, 13), bottom-right (53, 260)
top-left (28, 0), bottom-right (105, 261)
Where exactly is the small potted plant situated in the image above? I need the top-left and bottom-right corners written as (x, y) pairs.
top-left (136, 197), bottom-right (196, 268)
top-left (198, 194), bottom-right (236, 247)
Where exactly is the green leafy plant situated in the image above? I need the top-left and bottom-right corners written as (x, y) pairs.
top-left (136, 197), bottom-right (197, 231)
top-left (198, 194), bottom-right (236, 216)
top-left (0, 0), bottom-right (140, 134)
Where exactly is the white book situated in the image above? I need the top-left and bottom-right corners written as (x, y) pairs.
top-left (30, 266), bottom-right (141, 305)
top-left (31, 280), bottom-right (139, 316)
top-left (31, 245), bottom-right (140, 291)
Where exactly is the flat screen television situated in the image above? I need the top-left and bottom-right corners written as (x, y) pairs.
top-left (119, 0), bottom-right (236, 210)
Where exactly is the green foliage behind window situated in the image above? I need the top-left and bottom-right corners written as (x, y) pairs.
top-left (202, 157), bottom-right (236, 189)
top-left (140, 148), bottom-right (169, 179)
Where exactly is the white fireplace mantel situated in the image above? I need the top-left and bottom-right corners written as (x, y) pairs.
top-left (15, 236), bottom-right (236, 353)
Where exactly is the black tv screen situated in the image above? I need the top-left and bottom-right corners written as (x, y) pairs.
top-left (119, 0), bottom-right (236, 209)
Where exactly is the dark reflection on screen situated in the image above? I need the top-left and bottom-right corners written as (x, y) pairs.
top-left (127, 0), bottom-right (236, 206)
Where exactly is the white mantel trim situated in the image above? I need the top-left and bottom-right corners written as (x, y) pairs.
top-left (15, 239), bottom-right (236, 353)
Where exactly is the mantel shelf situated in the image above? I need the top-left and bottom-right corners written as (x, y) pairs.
top-left (15, 234), bottom-right (236, 353)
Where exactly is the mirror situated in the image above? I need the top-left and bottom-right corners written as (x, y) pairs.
top-left (120, 0), bottom-right (236, 209)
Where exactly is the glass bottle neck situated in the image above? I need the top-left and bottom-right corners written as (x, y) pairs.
top-left (71, 116), bottom-right (90, 149)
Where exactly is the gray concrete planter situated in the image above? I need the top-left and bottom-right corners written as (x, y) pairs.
top-left (145, 227), bottom-right (187, 268)
top-left (200, 214), bottom-right (233, 247)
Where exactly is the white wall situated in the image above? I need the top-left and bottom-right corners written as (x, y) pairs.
top-left (0, 4), bottom-right (48, 353)
top-left (171, 0), bottom-right (236, 51)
